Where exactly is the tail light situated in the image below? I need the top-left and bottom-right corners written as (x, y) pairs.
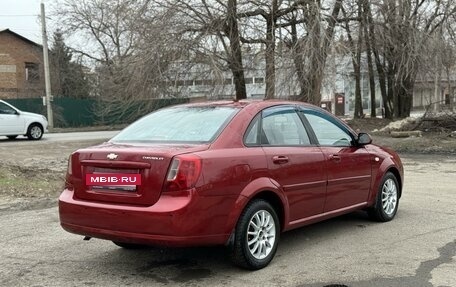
top-left (164, 155), bottom-right (202, 192)
top-left (67, 155), bottom-right (73, 175)
top-left (65, 155), bottom-right (74, 189)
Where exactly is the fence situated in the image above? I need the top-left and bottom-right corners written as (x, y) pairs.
top-left (4, 97), bottom-right (190, 127)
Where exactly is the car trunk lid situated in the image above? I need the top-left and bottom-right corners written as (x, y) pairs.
top-left (70, 142), bottom-right (209, 206)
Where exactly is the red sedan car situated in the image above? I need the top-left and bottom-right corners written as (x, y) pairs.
top-left (59, 100), bottom-right (403, 270)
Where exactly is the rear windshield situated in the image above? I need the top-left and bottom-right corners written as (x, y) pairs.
top-left (110, 106), bottom-right (239, 143)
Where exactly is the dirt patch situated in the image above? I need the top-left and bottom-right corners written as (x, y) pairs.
top-left (0, 139), bottom-right (104, 210)
top-left (346, 118), bottom-right (456, 154)
top-left (0, 165), bottom-right (63, 198)
top-left (346, 118), bottom-right (393, 134)
top-left (373, 133), bottom-right (456, 154)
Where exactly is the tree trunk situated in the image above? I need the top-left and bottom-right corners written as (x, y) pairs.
top-left (264, 17), bottom-right (276, 99)
top-left (354, 68), bottom-right (363, 118)
top-left (298, 0), bottom-right (342, 105)
top-left (290, 22), bottom-right (308, 102)
top-left (369, 10), bottom-right (390, 118)
top-left (446, 65), bottom-right (454, 111)
top-left (343, 3), bottom-right (362, 118)
top-left (263, 0), bottom-right (279, 100)
top-left (362, 0), bottom-right (376, 117)
top-left (433, 59), bottom-right (442, 112)
top-left (226, 0), bottom-right (247, 100)
top-left (386, 58), bottom-right (396, 118)
top-left (354, 0), bottom-right (363, 118)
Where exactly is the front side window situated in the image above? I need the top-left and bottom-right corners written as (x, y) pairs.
top-left (304, 112), bottom-right (353, 146)
top-left (0, 102), bottom-right (17, 115)
top-left (111, 106), bottom-right (239, 143)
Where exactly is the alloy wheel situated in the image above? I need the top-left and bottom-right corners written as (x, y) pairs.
top-left (381, 178), bottom-right (397, 215)
top-left (30, 126), bottom-right (42, 139)
top-left (246, 210), bottom-right (276, 260)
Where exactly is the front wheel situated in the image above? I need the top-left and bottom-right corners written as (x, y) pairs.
top-left (229, 199), bottom-right (280, 270)
top-left (368, 172), bottom-right (400, 222)
top-left (27, 124), bottom-right (43, 140)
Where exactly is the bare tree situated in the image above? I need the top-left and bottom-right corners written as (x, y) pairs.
top-left (55, 0), bottom-right (196, 122)
top-left (157, 0), bottom-right (248, 100)
top-left (283, 0), bottom-right (343, 105)
top-left (362, 0), bottom-right (376, 117)
top-left (342, 1), bottom-right (364, 118)
top-left (238, 0), bottom-right (297, 100)
top-left (54, 0), bottom-right (456, 121)
top-left (368, 0), bottom-right (456, 118)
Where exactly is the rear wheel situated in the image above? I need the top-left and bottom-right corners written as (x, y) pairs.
top-left (27, 123), bottom-right (43, 140)
top-left (6, 135), bottom-right (18, 140)
top-left (368, 172), bottom-right (399, 222)
top-left (112, 241), bottom-right (149, 249)
top-left (229, 199), bottom-right (280, 270)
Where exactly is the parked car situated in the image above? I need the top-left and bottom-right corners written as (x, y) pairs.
top-left (59, 100), bottom-right (403, 270)
top-left (0, 100), bottom-right (48, 140)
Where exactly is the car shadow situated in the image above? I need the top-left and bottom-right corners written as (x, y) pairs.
top-left (0, 137), bottom-right (25, 142)
top-left (72, 211), bottom-right (379, 285)
top-left (100, 245), bottom-right (233, 284)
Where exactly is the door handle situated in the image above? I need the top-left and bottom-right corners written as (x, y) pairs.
top-left (329, 154), bottom-right (341, 162)
top-left (272, 155), bottom-right (289, 164)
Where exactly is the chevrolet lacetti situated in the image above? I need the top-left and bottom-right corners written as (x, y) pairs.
top-left (59, 100), bottom-right (403, 270)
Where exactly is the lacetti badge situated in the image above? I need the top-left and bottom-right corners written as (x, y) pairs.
top-left (142, 156), bottom-right (164, 160)
top-left (107, 153), bottom-right (118, 160)
top-left (86, 174), bottom-right (141, 185)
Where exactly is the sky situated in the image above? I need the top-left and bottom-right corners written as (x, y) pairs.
top-left (0, 0), bottom-right (58, 45)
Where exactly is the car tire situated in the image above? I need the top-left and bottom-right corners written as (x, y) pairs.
top-left (6, 135), bottom-right (18, 140)
top-left (112, 241), bottom-right (149, 249)
top-left (26, 123), bottom-right (43, 140)
top-left (368, 172), bottom-right (400, 222)
top-left (229, 199), bottom-right (280, 270)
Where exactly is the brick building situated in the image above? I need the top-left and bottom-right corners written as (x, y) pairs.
top-left (0, 29), bottom-right (44, 99)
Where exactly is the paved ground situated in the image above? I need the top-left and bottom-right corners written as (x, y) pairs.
top-left (0, 153), bottom-right (455, 287)
top-left (0, 130), bottom-right (119, 145)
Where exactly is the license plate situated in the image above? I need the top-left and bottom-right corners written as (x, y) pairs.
top-left (86, 173), bottom-right (142, 186)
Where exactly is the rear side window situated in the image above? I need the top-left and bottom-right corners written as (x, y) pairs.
top-left (111, 106), bottom-right (239, 143)
top-left (244, 106), bottom-right (311, 146)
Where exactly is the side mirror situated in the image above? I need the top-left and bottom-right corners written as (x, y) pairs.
top-left (357, 133), bottom-right (372, 146)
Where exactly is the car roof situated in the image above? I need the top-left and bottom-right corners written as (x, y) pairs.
top-left (176, 99), bottom-right (317, 110)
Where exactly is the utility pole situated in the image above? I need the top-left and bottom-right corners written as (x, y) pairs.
top-left (41, 2), bottom-right (53, 129)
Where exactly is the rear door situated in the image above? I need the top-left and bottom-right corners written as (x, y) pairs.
top-left (300, 109), bottom-right (372, 212)
top-left (249, 106), bottom-right (327, 222)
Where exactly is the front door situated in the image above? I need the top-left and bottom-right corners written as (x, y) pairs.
top-left (302, 110), bottom-right (372, 212)
top-left (0, 102), bottom-right (23, 134)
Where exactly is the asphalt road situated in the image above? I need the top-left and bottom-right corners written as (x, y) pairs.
top-left (0, 154), bottom-right (455, 287)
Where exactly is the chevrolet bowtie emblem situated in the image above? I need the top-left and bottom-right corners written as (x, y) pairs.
top-left (107, 153), bottom-right (118, 160)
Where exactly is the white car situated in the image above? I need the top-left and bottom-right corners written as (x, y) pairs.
top-left (0, 100), bottom-right (48, 140)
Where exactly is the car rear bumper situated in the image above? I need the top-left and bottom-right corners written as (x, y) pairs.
top-left (59, 189), bottom-right (235, 247)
